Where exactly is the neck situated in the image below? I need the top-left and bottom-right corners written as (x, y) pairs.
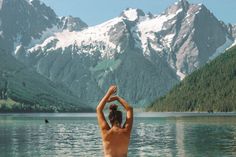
top-left (112, 122), bottom-right (121, 128)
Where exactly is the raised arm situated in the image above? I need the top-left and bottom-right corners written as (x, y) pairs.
top-left (118, 97), bottom-right (133, 131)
top-left (108, 96), bottom-right (133, 131)
top-left (96, 85), bottom-right (117, 131)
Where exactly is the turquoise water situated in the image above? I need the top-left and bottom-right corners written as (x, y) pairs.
top-left (0, 113), bottom-right (236, 157)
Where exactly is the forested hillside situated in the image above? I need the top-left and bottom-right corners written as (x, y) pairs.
top-left (147, 46), bottom-right (236, 112)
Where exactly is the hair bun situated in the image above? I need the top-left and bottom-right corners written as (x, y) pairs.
top-left (109, 104), bottom-right (118, 111)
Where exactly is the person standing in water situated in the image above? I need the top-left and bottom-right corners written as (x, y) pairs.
top-left (96, 85), bottom-right (133, 157)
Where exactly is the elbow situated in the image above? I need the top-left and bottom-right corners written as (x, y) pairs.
top-left (96, 106), bottom-right (102, 113)
top-left (96, 107), bottom-right (100, 112)
top-left (127, 106), bottom-right (133, 111)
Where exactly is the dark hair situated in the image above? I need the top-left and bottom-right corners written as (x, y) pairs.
top-left (109, 104), bottom-right (122, 126)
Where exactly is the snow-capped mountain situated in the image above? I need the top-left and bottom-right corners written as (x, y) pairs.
top-left (0, 0), bottom-right (87, 52)
top-left (2, 0), bottom-right (236, 107)
top-left (0, 0), bottom-right (57, 51)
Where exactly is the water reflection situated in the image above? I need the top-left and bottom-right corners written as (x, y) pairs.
top-left (176, 120), bottom-right (185, 157)
top-left (0, 115), bottom-right (236, 157)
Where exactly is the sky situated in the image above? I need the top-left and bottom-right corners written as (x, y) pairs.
top-left (41, 0), bottom-right (236, 26)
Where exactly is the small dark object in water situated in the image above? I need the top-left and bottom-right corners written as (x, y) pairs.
top-left (22, 82), bottom-right (26, 87)
top-left (45, 119), bottom-right (49, 123)
top-left (208, 110), bottom-right (213, 114)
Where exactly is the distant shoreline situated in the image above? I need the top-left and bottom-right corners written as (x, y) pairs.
top-left (1, 112), bottom-right (236, 118)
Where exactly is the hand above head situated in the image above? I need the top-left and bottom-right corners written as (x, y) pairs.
top-left (107, 95), bottom-right (119, 102)
top-left (107, 85), bottom-right (117, 96)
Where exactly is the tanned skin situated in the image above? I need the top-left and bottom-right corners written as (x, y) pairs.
top-left (96, 85), bottom-right (133, 157)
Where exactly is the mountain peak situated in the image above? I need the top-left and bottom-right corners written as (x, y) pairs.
top-left (175, 0), bottom-right (190, 11)
top-left (165, 0), bottom-right (190, 15)
top-left (121, 8), bottom-right (145, 21)
top-left (59, 16), bottom-right (88, 31)
top-left (178, 0), bottom-right (189, 5)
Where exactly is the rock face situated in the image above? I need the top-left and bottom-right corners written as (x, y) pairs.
top-left (228, 24), bottom-right (236, 39)
top-left (0, 0), bottom-right (87, 52)
top-left (1, 0), bottom-right (236, 107)
top-left (58, 16), bottom-right (88, 32)
top-left (0, 0), bottom-right (57, 51)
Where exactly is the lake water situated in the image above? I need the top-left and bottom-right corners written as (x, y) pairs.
top-left (0, 113), bottom-right (236, 157)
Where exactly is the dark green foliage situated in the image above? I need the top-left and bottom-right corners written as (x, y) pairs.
top-left (147, 46), bottom-right (236, 112)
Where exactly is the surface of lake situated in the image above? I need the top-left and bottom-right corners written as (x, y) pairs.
top-left (0, 113), bottom-right (236, 157)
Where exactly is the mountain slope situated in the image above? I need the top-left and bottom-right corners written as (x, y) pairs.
top-left (0, 50), bottom-right (91, 112)
top-left (147, 46), bottom-right (236, 112)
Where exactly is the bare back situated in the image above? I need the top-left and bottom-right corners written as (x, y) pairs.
top-left (101, 127), bottom-right (132, 157)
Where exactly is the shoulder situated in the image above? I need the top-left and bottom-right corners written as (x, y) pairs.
top-left (122, 128), bottom-right (132, 134)
top-left (115, 127), bottom-right (131, 136)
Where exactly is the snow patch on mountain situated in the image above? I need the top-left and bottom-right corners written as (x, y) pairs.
top-left (13, 34), bottom-right (23, 54)
top-left (28, 36), bottom-right (56, 52)
top-left (226, 40), bottom-right (236, 50)
top-left (14, 45), bottom-right (22, 54)
top-left (164, 34), bottom-right (175, 48)
top-left (121, 8), bottom-right (146, 22)
top-left (176, 8), bottom-right (183, 15)
top-left (27, 0), bottom-right (42, 5)
top-left (137, 12), bottom-right (179, 55)
top-left (177, 70), bottom-right (186, 80)
top-left (28, 17), bottom-right (125, 57)
top-left (27, 0), bottom-right (33, 4)
top-left (209, 37), bottom-right (233, 60)
top-left (28, 25), bottom-right (61, 48)
top-left (14, 25), bottom-right (61, 54)
top-left (122, 8), bottom-right (139, 21)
